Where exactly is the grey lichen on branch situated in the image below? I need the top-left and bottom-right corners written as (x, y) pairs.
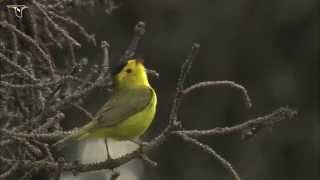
top-left (0, 1), bottom-right (297, 180)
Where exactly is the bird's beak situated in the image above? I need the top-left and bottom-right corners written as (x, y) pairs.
top-left (146, 69), bottom-right (159, 79)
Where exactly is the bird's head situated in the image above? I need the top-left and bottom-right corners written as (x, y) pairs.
top-left (113, 59), bottom-right (150, 89)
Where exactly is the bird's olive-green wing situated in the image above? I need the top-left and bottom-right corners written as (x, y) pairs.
top-left (93, 87), bottom-right (153, 128)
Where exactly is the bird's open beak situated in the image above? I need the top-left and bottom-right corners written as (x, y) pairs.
top-left (146, 69), bottom-right (159, 79)
top-left (134, 59), bottom-right (159, 79)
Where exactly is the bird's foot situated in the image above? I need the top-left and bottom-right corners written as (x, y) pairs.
top-left (104, 138), bottom-right (114, 161)
top-left (129, 139), bottom-right (149, 149)
top-left (139, 141), bottom-right (150, 148)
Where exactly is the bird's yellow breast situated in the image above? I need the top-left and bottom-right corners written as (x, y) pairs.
top-left (86, 88), bottom-right (157, 140)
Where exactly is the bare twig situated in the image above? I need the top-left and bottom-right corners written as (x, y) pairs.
top-left (32, 1), bottom-right (81, 48)
top-left (32, 112), bottom-right (65, 133)
top-left (48, 10), bottom-right (96, 45)
top-left (43, 19), bottom-right (63, 48)
top-left (182, 80), bottom-right (252, 108)
top-left (0, 161), bottom-right (19, 179)
top-left (0, 128), bottom-right (68, 141)
top-left (0, 75), bottom-right (93, 89)
top-left (178, 107), bottom-right (297, 138)
top-left (119, 21), bottom-right (146, 63)
top-left (177, 133), bottom-right (241, 180)
top-left (169, 43), bottom-right (200, 126)
top-left (7, 12), bottom-right (18, 64)
top-left (0, 52), bottom-right (38, 82)
top-left (70, 103), bottom-right (94, 120)
top-left (0, 21), bottom-right (55, 77)
top-left (140, 153), bottom-right (158, 167)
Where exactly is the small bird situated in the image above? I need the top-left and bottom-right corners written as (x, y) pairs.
top-left (53, 59), bottom-right (157, 156)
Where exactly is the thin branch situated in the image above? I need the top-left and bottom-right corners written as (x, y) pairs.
top-left (29, 42), bottom-right (110, 127)
top-left (182, 80), bottom-right (252, 109)
top-left (32, 1), bottom-right (81, 48)
top-left (140, 154), bottom-right (158, 167)
top-left (119, 21), bottom-right (146, 63)
top-left (43, 19), bottom-right (63, 48)
top-left (11, 137), bottom-right (43, 158)
top-left (0, 52), bottom-right (38, 82)
top-left (179, 107), bottom-right (297, 138)
top-left (176, 132), bottom-right (241, 180)
top-left (0, 75), bottom-right (93, 89)
top-left (0, 128), bottom-right (67, 141)
top-left (70, 103), bottom-right (94, 120)
top-left (7, 11), bottom-right (18, 64)
top-left (32, 140), bottom-right (55, 161)
top-left (48, 10), bottom-right (96, 45)
top-left (68, 41), bottom-right (77, 67)
top-left (43, 63), bottom-right (86, 106)
top-left (0, 161), bottom-right (19, 179)
top-left (177, 43), bottom-right (200, 91)
top-left (26, 4), bottom-right (40, 42)
top-left (0, 21), bottom-right (55, 77)
top-left (32, 112), bottom-right (65, 133)
top-left (169, 43), bottom-right (200, 126)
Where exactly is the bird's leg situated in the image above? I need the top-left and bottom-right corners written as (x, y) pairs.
top-left (105, 138), bottom-right (119, 178)
top-left (104, 138), bottom-right (112, 160)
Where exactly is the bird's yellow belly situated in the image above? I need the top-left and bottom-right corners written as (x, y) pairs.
top-left (88, 91), bottom-right (157, 140)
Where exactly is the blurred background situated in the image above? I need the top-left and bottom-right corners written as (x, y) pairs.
top-left (61, 0), bottom-right (318, 180)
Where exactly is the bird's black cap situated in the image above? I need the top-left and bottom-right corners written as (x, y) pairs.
top-left (112, 61), bottom-right (128, 76)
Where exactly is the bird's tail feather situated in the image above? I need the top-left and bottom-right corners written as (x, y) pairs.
top-left (52, 120), bottom-right (97, 151)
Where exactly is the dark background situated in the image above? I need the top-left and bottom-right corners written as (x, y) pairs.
top-left (66, 0), bottom-right (318, 179)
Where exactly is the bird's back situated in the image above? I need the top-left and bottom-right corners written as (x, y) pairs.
top-left (78, 86), bottom-right (157, 140)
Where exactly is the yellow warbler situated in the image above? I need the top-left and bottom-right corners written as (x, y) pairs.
top-left (53, 59), bottom-right (157, 153)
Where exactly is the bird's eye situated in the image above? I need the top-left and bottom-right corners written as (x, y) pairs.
top-left (126, 68), bottom-right (132, 73)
